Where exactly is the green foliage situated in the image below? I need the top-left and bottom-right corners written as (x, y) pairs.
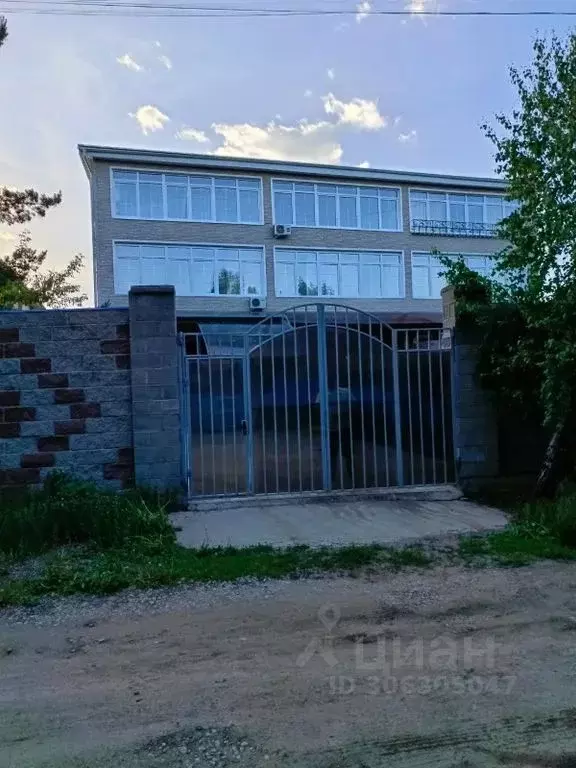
top-left (513, 494), bottom-right (576, 548)
top-left (441, 34), bottom-right (576, 494)
top-left (459, 493), bottom-right (576, 565)
top-left (0, 232), bottom-right (86, 308)
top-left (458, 527), bottom-right (576, 567)
top-left (0, 472), bottom-right (175, 557)
top-left (0, 536), bottom-right (431, 607)
top-left (0, 16), bottom-right (85, 309)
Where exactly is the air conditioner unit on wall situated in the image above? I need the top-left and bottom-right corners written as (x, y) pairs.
top-left (273, 224), bottom-right (291, 238)
top-left (249, 296), bottom-right (267, 311)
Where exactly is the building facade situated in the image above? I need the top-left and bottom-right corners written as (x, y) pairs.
top-left (79, 145), bottom-right (512, 326)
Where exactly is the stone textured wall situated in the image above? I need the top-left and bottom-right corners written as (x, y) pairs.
top-left (452, 332), bottom-right (499, 489)
top-left (129, 285), bottom-right (182, 489)
top-left (1, 289), bottom-right (183, 492)
top-left (0, 308), bottom-right (133, 490)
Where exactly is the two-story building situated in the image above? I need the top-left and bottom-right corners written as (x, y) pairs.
top-left (78, 144), bottom-right (513, 329)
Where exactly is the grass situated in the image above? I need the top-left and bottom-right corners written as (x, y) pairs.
top-left (0, 472), bottom-right (178, 557)
top-left (5, 472), bottom-right (576, 607)
top-left (0, 542), bottom-right (432, 607)
top-left (458, 491), bottom-right (576, 566)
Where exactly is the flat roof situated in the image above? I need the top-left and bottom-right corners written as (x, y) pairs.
top-left (78, 144), bottom-right (506, 192)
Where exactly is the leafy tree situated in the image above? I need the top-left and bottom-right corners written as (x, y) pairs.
top-left (217, 268), bottom-right (241, 295)
top-left (0, 15), bottom-right (85, 308)
top-left (442, 34), bottom-right (576, 497)
top-left (296, 278), bottom-right (334, 297)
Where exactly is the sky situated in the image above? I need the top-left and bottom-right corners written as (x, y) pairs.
top-left (0, 0), bottom-right (574, 305)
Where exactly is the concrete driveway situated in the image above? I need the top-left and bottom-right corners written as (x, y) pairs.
top-left (172, 487), bottom-right (507, 548)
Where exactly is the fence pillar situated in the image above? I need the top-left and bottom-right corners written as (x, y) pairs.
top-left (452, 330), bottom-right (499, 490)
top-left (129, 285), bottom-right (183, 491)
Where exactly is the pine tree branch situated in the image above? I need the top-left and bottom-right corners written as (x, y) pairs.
top-left (0, 17), bottom-right (7, 50)
top-left (0, 188), bottom-right (62, 225)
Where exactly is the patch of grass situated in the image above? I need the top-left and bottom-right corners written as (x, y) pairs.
top-left (459, 524), bottom-right (576, 566)
top-left (0, 472), bottom-right (176, 557)
top-left (459, 489), bottom-right (576, 566)
top-left (513, 494), bottom-right (576, 548)
top-left (0, 542), bottom-right (431, 606)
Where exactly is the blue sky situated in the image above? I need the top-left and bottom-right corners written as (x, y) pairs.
top-left (0, 0), bottom-right (573, 303)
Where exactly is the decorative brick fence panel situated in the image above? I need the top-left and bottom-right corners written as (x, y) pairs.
top-left (0, 288), bottom-right (181, 492)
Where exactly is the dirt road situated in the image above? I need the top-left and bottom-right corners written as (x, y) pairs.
top-left (2, 563), bottom-right (576, 767)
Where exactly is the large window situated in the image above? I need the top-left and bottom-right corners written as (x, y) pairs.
top-left (111, 169), bottom-right (263, 224)
top-left (114, 242), bottom-right (265, 297)
top-left (275, 249), bottom-right (404, 298)
top-left (409, 190), bottom-right (518, 237)
top-left (273, 180), bottom-right (401, 231)
top-left (411, 252), bottom-right (493, 299)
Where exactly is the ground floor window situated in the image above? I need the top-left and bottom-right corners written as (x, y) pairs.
top-left (411, 252), bottom-right (494, 299)
top-left (274, 248), bottom-right (404, 299)
top-left (114, 242), bottom-right (265, 297)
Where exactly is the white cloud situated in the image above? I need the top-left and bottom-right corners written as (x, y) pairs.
top-left (0, 231), bottom-right (15, 243)
top-left (322, 93), bottom-right (386, 130)
top-left (154, 40), bottom-right (162, 48)
top-left (327, 68), bottom-right (335, 80)
top-left (158, 54), bottom-right (172, 70)
top-left (129, 105), bottom-right (170, 135)
top-left (176, 127), bottom-right (210, 143)
top-left (405, 0), bottom-right (438, 21)
top-left (398, 129), bottom-right (417, 143)
top-left (116, 53), bottom-right (143, 72)
top-left (211, 120), bottom-right (343, 164)
top-left (357, 160), bottom-right (370, 168)
top-left (393, 116), bottom-right (402, 126)
top-left (356, 0), bottom-right (372, 23)
top-left (304, 89), bottom-right (313, 98)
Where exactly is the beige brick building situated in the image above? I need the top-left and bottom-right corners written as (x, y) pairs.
top-left (79, 145), bottom-right (511, 326)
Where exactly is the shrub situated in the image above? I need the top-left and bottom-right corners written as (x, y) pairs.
top-left (0, 472), bottom-right (176, 557)
top-left (514, 494), bottom-right (576, 548)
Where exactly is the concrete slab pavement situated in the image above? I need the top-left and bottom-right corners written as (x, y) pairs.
top-left (172, 488), bottom-right (507, 548)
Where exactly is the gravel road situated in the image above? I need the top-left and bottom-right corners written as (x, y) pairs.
top-left (2, 563), bottom-right (576, 767)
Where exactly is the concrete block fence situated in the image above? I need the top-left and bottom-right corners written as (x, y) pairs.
top-left (0, 286), bottom-right (181, 492)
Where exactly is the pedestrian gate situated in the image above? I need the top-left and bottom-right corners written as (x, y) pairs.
top-left (179, 304), bottom-right (454, 497)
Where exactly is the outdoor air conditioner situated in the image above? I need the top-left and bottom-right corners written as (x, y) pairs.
top-left (249, 296), bottom-right (267, 312)
top-left (273, 224), bottom-right (291, 238)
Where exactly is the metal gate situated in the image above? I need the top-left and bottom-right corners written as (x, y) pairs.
top-left (179, 303), bottom-right (455, 497)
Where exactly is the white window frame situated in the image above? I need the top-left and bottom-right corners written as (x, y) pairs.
top-left (411, 251), bottom-right (494, 299)
top-left (113, 240), bottom-right (266, 297)
top-left (408, 187), bottom-right (517, 234)
top-left (271, 178), bottom-right (403, 232)
top-left (274, 247), bottom-right (405, 299)
top-left (109, 167), bottom-right (264, 225)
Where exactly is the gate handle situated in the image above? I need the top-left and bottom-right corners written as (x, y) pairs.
top-left (240, 419), bottom-right (248, 436)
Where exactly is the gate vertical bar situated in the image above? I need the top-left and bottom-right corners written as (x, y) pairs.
top-left (243, 335), bottom-right (254, 494)
top-left (392, 329), bottom-right (404, 486)
top-left (177, 333), bottom-right (192, 497)
top-left (317, 304), bottom-right (331, 490)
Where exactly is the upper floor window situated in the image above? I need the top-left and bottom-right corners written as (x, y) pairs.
top-left (114, 242), bottom-right (265, 297)
top-left (409, 190), bottom-right (518, 238)
top-left (275, 248), bottom-right (404, 298)
top-left (412, 252), bottom-right (493, 299)
top-left (273, 180), bottom-right (401, 231)
top-left (111, 169), bottom-right (263, 224)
